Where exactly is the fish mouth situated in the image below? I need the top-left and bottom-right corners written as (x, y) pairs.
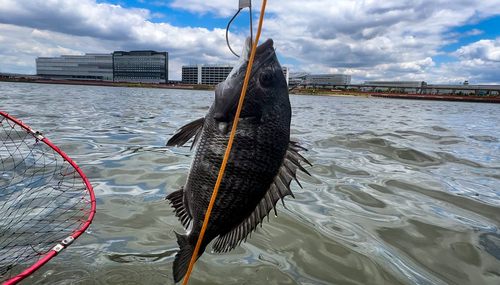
top-left (219, 37), bottom-right (277, 92)
top-left (240, 37), bottom-right (275, 74)
top-left (225, 37), bottom-right (276, 81)
top-left (213, 37), bottom-right (278, 120)
top-left (248, 37), bottom-right (275, 62)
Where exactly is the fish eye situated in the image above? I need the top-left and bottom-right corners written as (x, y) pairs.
top-left (259, 71), bottom-right (274, 86)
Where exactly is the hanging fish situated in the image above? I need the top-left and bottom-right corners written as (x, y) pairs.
top-left (166, 37), bottom-right (311, 283)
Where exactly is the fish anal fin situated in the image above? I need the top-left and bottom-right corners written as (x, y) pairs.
top-left (211, 141), bottom-right (311, 253)
top-left (166, 186), bottom-right (192, 230)
top-left (166, 117), bottom-right (205, 150)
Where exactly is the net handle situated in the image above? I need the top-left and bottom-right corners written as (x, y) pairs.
top-left (0, 110), bottom-right (97, 285)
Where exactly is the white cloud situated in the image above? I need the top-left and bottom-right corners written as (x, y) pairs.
top-left (169, 0), bottom-right (234, 17)
top-left (0, 24), bottom-right (93, 74)
top-left (0, 1), bottom-right (245, 79)
top-left (0, 0), bottom-right (499, 83)
top-left (451, 38), bottom-right (500, 62)
top-left (429, 59), bottom-right (500, 84)
top-left (466, 29), bottom-right (484, 36)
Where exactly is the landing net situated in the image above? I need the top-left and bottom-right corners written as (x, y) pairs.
top-left (0, 110), bottom-right (96, 284)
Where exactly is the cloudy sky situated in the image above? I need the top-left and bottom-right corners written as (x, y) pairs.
top-left (1, 0), bottom-right (499, 83)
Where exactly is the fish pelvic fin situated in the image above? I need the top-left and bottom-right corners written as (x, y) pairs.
top-left (167, 117), bottom-right (205, 150)
top-left (212, 141), bottom-right (311, 253)
top-left (166, 187), bottom-right (192, 230)
top-left (172, 231), bottom-right (195, 283)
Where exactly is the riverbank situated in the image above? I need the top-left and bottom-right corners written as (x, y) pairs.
top-left (290, 89), bottom-right (369, 97)
top-left (290, 88), bottom-right (500, 103)
top-left (2, 78), bottom-right (499, 103)
top-left (0, 77), bottom-right (216, 91)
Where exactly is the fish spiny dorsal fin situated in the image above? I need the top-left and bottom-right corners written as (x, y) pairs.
top-left (166, 117), bottom-right (205, 150)
top-left (165, 187), bottom-right (192, 230)
top-left (211, 141), bottom-right (311, 253)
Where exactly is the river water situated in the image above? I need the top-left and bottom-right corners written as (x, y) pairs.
top-left (1, 82), bottom-right (499, 285)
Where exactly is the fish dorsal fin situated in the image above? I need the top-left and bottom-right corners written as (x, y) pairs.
top-left (166, 186), bottom-right (192, 229)
top-left (166, 117), bottom-right (205, 150)
top-left (212, 141), bottom-right (311, 253)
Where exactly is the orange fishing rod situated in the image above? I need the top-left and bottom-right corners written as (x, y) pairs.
top-left (182, 0), bottom-right (268, 284)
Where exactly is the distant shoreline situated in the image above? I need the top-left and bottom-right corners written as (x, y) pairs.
top-left (2, 78), bottom-right (499, 103)
top-left (0, 77), bottom-right (214, 91)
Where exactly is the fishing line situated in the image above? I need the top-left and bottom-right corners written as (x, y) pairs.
top-left (182, 0), bottom-right (268, 283)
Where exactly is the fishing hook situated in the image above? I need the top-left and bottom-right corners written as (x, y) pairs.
top-left (226, 0), bottom-right (253, 58)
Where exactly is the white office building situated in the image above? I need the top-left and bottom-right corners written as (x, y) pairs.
top-left (182, 64), bottom-right (233, 85)
top-left (363, 81), bottom-right (423, 88)
top-left (36, 53), bottom-right (113, 81)
top-left (423, 83), bottom-right (500, 95)
top-left (305, 74), bottom-right (351, 86)
top-left (182, 64), bottom-right (289, 85)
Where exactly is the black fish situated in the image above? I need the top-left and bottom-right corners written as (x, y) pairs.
top-left (166, 37), bottom-right (310, 283)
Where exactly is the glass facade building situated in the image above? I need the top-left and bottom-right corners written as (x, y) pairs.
top-left (36, 53), bottom-right (113, 81)
top-left (36, 50), bottom-right (169, 83)
top-left (113, 50), bottom-right (168, 83)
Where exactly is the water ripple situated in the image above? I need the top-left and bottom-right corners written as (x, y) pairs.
top-left (1, 83), bottom-right (499, 284)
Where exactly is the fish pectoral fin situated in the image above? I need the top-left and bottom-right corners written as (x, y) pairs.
top-left (166, 186), bottom-right (192, 229)
top-left (211, 141), bottom-right (311, 253)
top-left (166, 117), bottom-right (205, 150)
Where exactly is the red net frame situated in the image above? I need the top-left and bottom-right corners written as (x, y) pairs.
top-left (0, 110), bottom-right (96, 285)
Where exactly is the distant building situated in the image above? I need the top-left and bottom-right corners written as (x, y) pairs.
top-left (112, 50), bottom-right (168, 83)
top-left (359, 80), bottom-right (499, 95)
top-left (362, 81), bottom-right (424, 92)
top-left (288, 72), bottom-right (309, 87)
top-left (36, 51), bottom-right (169, 83)
top-left (36, 53), bottom-right (113, 81)
top-left (423, 83), bottom-right (499, 95)
top-left (182, 64), bottom-right (289, 85)
top-left (182, 64), bottom-right (233, 85)
top-left (306, 74), bottom-right (351, 86)
top-left (0, 72), bottom-right (39, 79)
top-left (363, 81), bottom-right (424, 88)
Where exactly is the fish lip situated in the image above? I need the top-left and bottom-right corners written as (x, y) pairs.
top-left (244, 38), bottom-right (275, 69)
top-left (243, 38), bottom-right (274, 62)
top-left (213, 38), bottom-right (277, 118)
top-left (233, 37), bottom-right (275, 82)
top-left (254, 38), bottom-right (274, 61)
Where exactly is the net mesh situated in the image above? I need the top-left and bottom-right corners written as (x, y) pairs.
top-left (0, 113), bottom-right (93, 279)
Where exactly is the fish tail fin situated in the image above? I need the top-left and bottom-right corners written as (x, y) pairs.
top-left (173, 231), bottom-right (195, 283)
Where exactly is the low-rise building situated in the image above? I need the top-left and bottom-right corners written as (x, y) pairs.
top-left (287, 72), bottom-right (309, 88)
top-left (306, 74), bottom-right (351, 86)
top-left (363, 81), bottom-right (423, 88)
top-left (182, 64), bottom-right (289, 85)
top-left (36, 50), bottom-right (169, 83)
top-left (182, 64), bottom-right (233, 85)
top-left (36, 53), bottom-right (113, 81)
top-left (423, 83), bottom-right (499, 95)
